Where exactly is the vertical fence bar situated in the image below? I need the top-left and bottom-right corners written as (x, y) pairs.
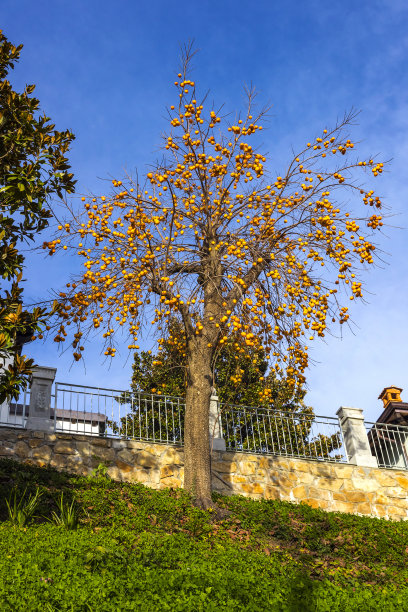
top-left (53, 383), bottom-right (58, 432)
top-left (267, 411), bottom-right (275, 455)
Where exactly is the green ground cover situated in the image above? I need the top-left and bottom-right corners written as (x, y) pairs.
top-left (0, 457), bottom-right (407, 611)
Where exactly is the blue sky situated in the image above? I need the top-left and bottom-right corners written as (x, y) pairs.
top-left (2, 0), bottom-right (408, 420)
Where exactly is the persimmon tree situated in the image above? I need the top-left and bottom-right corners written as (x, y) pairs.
top-left (45, 47), bottom-right (385, 508)
top-left (0, 30), bottom-right (75, 402)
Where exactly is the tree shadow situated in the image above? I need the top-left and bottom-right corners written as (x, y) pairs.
top-left (285, 572), bottom-right (321, 612)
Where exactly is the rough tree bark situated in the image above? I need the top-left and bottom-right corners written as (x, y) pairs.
top-left (183, 337), bottom-right (214, 508)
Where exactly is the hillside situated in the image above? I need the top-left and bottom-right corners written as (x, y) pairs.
top-left (0, 457), bottom-right (407, 611)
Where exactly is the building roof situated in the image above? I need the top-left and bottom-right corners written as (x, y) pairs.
top-left (376, 402), bottom-right (408, 425)
top-left (9, 404), bottom-right (107, 423)
top-left (52, 408), bottom-right (107, 423)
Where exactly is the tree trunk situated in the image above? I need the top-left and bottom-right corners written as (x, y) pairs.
top-left (183, 338), bottom-right (213, 508)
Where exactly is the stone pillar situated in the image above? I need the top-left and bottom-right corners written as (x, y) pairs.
top-left (209, 391), bottom-right (226, 452)
top-left (26, 366), bottom-right (57, 432)
top-left (336, 406), bottom-right (378, 467)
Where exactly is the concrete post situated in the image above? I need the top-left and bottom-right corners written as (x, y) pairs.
top-left (209, 391), bottom-right (226, 452)
top-left (26, 366), bottom-right (57, 432)
top-left (336, 406), bottom-right (378, 467)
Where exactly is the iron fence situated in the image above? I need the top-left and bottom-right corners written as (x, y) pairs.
top-left (7, 377), bottom-right (408, 474)
top-left (220, 404), bottom-right (347, 462)
top-left (53, 384), bottom-right (349, 462)
top-left (54, 382), bottom-right (185, 442)
top-left (55, 384), bottom-right (349, 461)
top-left (0, 388), bottom-right (30, 428)
top-left (366, 421), bottom-right (408, 469)
top-left (1, 380), bottom-right (350, 463)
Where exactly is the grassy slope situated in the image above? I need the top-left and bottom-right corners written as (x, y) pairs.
top-left (0, 458), bottom-right (407, 611)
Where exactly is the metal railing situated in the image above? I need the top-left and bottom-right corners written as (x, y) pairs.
top-left (0, 380), bottom-right (352, 464)
top-left (0, 389), bottom-right (30, 428)
top-left (220, 404), bottom-right (347, 462)
top-left (5, 378), bottom-right (408, 471)
top-left (366, 421), bottom-right (408, 469)
top-left (54, 382), bottom-right (185, 442)
top-left (54, 384), bottom-right (347, 461)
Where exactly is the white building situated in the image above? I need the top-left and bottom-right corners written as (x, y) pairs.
top-left (0, 398), bottom-right (107, 436)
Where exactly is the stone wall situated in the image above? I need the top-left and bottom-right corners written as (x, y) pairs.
top-left (211, 452), bottom-right (408, 520)
top-left (1, 427), bottom-right (408, 521)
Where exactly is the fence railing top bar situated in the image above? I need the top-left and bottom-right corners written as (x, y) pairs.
top-left (55, 381), bottom-right (126, 394)
top-left (219, 402), bottom-right (308, 412)
top-left (220, 404), bottom-right (339, 421)
top-left (129, 392), bottom-right (185, 401)
top-left (55, 381), bottom-right (185, 401)
top-left (365, 421), bottom-right (408, 430)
